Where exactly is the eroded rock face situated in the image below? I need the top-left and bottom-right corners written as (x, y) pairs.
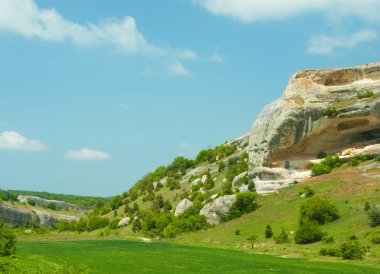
top-left (200, 195), bottom-right (236, 224)
top-left (174, 199), bottom-right (193, 216)
top-left (249, 62), bottom-right (380, 186)
top-left (18, 195), bottom-right (81, 212)
top-left (34, 209), bottom-right (80, 227)
top-left (0, 204), bottom-right (37, 228)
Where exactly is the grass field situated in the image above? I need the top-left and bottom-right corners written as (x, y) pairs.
top-left (13, 240), bottom-right (380, 273)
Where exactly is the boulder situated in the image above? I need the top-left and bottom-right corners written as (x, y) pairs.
top-left (201, 175), bottom-right (208, 184)
top-left (232, 171), bottom-right (248, 187)
top-left (200, 195), bottom-right (236, 224)
top-left (118, 217), bottom-right (131, 227)
top-left (174, 199), bottom-right (193, 216)
top-left (248, 62), bottom-right (380, 193)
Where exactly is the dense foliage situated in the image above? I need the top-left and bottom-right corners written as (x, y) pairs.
top-left (0, 221), bottom-right (16, 257)
top-left (221, 192), bottom-right (258, 222)
top-left (311, 155), bottom-right (342, 176)
top-left (299, 196), bottom-right (339, 225)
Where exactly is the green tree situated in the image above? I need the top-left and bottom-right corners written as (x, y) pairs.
top-left (274, 228), bottom-right (290, 244)
top-left (265, 224), bottom-right (273, 239)
top-left (0, 221), bottom-right (16, 257)
top-left (299, 196), bottom-right (339, 225)
top-left (367, 206), bottom-right (380, 227)
top-left (247, 235), bottom-right (257, 249)
top-left (294, 222), bottom-right (324, 244)
top-left (132, 218), bottom-right (142, 233)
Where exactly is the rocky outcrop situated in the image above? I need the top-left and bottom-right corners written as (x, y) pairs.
top-left (200, 195), bottom-right (236, 224)
top-left (18, 195), bottom-right (81, 212)
top-left (34, 209), bottom-right (80, 227)
top-left (174, 199), bottom-right (193, 216)
top-left (249, 62), bottom-right (380, 192)
top-left (232, 171), bottom-right (248, 187)
top-left (0, 204), bottom-right (38, 228)
top-left (118, 217), bottom-right (131, 227)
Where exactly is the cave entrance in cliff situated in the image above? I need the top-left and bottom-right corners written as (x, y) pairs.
top-left (269, 117), bottom-right (380, 170)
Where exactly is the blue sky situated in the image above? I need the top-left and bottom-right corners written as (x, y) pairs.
top-left (0, 0), bottom-right (379, 196)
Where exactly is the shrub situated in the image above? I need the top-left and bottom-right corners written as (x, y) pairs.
top-left (299, 185), bottom-right (314, 198)
top-left (167, 178), bottom-right (180, 191)
top-left (319, 247), bottom-right (342, 257)
top-left (294, 222), bottom-right (324, 244)
top-left (316, 151), bottom-right (327, 159)
top-left (265, 224), bottom-right (273, 238)
top-left (274, 228), bottom-right (290, 244)
top-left (324, 107), bottom-right (340, 117)
top-left (364, 201), bottom-right (371, 211)
top-left (311, 164), bottom-right (331, 176)
top-left (132, 218), bottom-right (142, 232)
top-left (0, 221), bottom-right (16, 257)
top-left (348, 158), bottom-right (359, 167)
top-left (235, 229), bottom-right (241, 236)
top-left (222, 193), bottom-right (258, 221)
top-left (299, 196), bottom-right (340, 225)
top-left (108, 219), bottom-right (120, 230)
top-left (247, 235), bottom-right (257, 249)
top-left (371, 236), bottom-right (380, 244)
top-left (248, 181), bottom-right (256, 192)
top-left (322, 236), bottom-right (334, 243)
top-left (340, 241), bottom-right (365, 260)
top-left (357, 90), bottom-right (374, 99)
top-left (204, 176), bottom-right (215, 190)
top-left (47, 202), bottom-right (57, 211)
top-left (86, 216), bottom-right (109, 232)
top-left (367, 207), bottom-right (380, 227)
top-left (27, 199), bottom-right (36, 206)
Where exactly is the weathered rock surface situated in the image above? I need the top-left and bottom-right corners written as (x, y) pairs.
top-left (249, 62), bottom-right (380, 192)
top-left (118, 217), bottom-right (131, 227)
top-left (232, 171), bottom-right (248, 187)
top-left (18, 195), bottom-right (81, 212)
top-left (200, 195), bottom-right (236, 224)
top-left (34, 209), bottom-right (80, 227)
top-left (0, 204), bottom-right (37, 228)
top-left (174, 199), bottom-right (193, 216)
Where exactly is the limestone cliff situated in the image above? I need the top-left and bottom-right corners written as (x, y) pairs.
top-left (248, 62), bottom-right (380, 191)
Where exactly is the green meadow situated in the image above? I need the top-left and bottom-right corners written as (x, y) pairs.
top-left (13, 240), bottom-right (380, 274)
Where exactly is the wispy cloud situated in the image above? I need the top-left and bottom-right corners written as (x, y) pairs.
top-left (65, 148), bottom-right (110, 161)
top-left (168, 62), bottom-right (191, 76)
top-left (307, 30), bottom-right (377, 55)
top-left (0, 131), bottom-right (47, 151)
top-left (208, 51), bottom-right (223, 63)
top-left (195, 0), bottom-right (380, 23)
top-left (0, 0), bottom-right (197, 61)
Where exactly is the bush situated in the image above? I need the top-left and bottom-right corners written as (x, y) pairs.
top-left (371, 236), bottom-right (380, 244)
top-left (108, 219), bottom-right (120, 230)
top-left (299, 196), bottom-right (340, 225)
top-left (340, 241), bottom-right (365, 260)
top-left (248, 181), bottom-right (256, 192)
top-left (367, 207), bottom-right (380, 227)
top-left (294, 222), bottom-right (324, 244)
top-left (348, 158), bottom-right (360, 167)
top-left (274, 228), bottom-right (290, 244)
top-left (222, 193), bottom-right (258, 221)
top-left (364, 201), bottom-right (371, 211)
top-left (299, 185), bottom-right (314, 198)
top-left (167, 178), bottom-right (180, 191)
top-left (265, 224), bottom-right (273, 239)
top-left (47, 202), bottom-right (57, 211)
top-left (235, 229), bottom-right (240, 236)
top-left (0, 221), bottom-right (16, 257)
top-left (319, 247), bottom-right (342, 257)
top-left (357, 90), bottom-right (374, 99)
top-left (322, 236), bottom-right (334, 243)
top-left (132, 218), bottom-right (142, 232)
top-left (324, 107), bottom-right (340, 117)
top-left (204, 176), bottom-right (215, 190)
top-left (27, 199), bottom-right (36, 206)
top-left (311, 164), bottom-right (331, 176)
top-left (316, 151), bottom-right (327, 159)
top-left (86, 216), bottom-right (109, 232)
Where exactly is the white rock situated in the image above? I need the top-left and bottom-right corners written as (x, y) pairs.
top-left (118, 217), bottom-right (131, 227)
top-left (200, 195), bottom-right (236, 224)
top-left (201, 175), bottom-right (208, 184)
top-left (232, 171), bottom-right (248, 187)
top-left (210, 194), bottom-right (218, 200)
top-left (174, 199), bottom-right (193, 216)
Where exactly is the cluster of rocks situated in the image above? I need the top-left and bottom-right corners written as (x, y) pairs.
top-left (18, 195), bottom-right (82, 212)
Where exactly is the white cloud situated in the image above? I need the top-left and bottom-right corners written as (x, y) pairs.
top-left (168, 62), bottom-right (191, 76)
top-left (65, 148), bottom-right (110, 161)
top-left (0, 131), bottom-right (47, 151)
top-left (307, 30), bottom-right (377, 55)
top-left (208, 52), bottom-right (223, 62)
top-left (0, 0), bottom-right (197, 60)
top-left (195, 0), bottom-right (380, 23)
